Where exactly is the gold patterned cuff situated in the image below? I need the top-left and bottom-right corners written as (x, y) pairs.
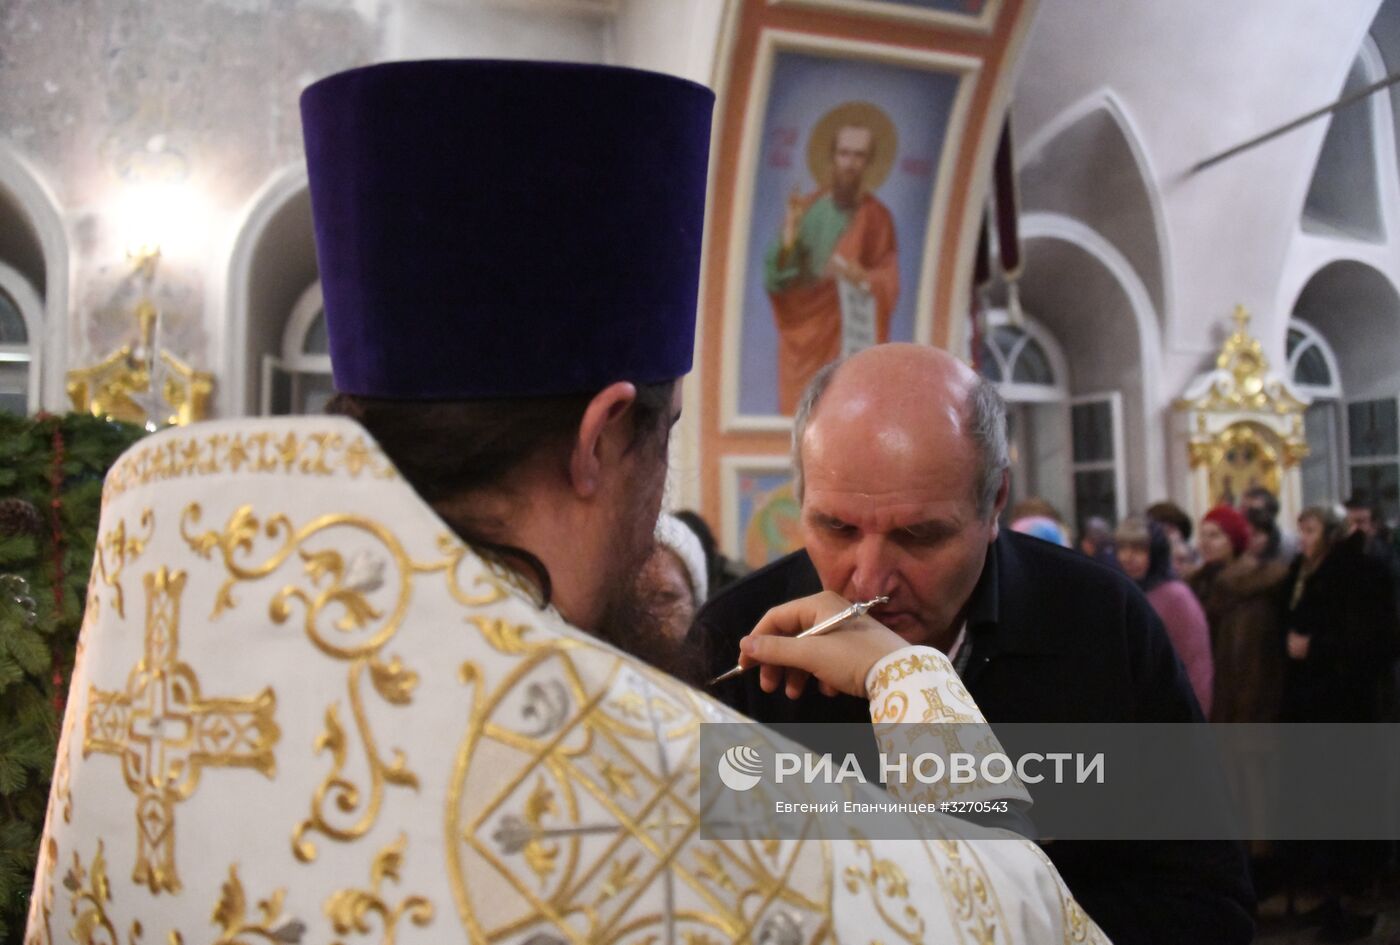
top-left (865, 646), bottom-right (955, 703)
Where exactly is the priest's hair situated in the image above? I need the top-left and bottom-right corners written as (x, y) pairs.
top-left (327, 381), bottom-right (676, 605)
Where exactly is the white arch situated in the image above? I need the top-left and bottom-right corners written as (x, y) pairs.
top-left (1286, 317), bottom-right (1344, 400)
top-left (281, 280), bottom-right (329, 371)
top-left (222, 162), bottom-right (310, 415)
top-left (1016, 88), bottom-right (1174, 322)
top-left (1019, 211), bottom-right (1165, 500)
top-left (0, 146), bottom-right (69, 410)
top-left (1274, 250), bottom-right (1400, 359)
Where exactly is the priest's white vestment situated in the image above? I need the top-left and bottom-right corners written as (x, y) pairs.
top-left (26, 416), bottom-right (1107, 944)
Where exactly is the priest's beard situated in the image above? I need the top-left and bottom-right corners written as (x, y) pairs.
top-left (591, 566), bottom-right (702, 687)
top-left (586, 477), bottom-right (702, 687)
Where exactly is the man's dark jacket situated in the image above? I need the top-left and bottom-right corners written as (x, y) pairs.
top-left (689, 531), bottom-right (1255, 945)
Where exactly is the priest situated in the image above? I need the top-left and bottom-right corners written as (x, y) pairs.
top-left (27, 60), bottom-right (1106, 944)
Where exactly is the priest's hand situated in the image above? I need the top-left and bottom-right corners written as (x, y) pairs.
top-left (737, 591), bottom-right (907, 700)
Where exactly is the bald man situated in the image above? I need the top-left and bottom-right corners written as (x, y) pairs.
top-left (690, 344), bottom-right (1255, 945)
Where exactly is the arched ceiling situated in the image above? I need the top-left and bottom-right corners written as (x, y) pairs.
top-left (1018, 103), bottom-right (1165, 317)
top-left (1010, 0), bottom-right (1378, 372)
top-left (1291, 259), bottom-right (1400, 399)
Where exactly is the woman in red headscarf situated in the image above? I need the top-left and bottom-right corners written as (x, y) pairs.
top-left (1188, 505), bottom-right (1290, 722)
top-left (1187, 505), bottom-right (1248, 614)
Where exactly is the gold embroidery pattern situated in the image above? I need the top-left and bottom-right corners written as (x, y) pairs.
top-left (64, 840), bottom-right (142, 945)
top-left (843, 837), bottom-right (924, 944)
top-left (53, 653), bottom-right (81, 825)
top-left (1064, 898), bottom-right (1103, 944)
top-left (1022, 841), bottom-right (1107, 944)
top-left (921, 687), bottom-right (977, 724)
top-left (91, 509), bottom-right (155, 620)
top-left (179, 505), bottom-right (520, 863)
top-left (207, 865), bottom-right (307, 944)
top-left (103, 430), bottom-right (396, 508)
top-left (324, 835), bottom-right (433, 944)
top-left (871, 690), bottom-right (910, 723)
top-left (433, 536), bottom-right (538, 608)
top-left (24, 835), bottom-right (57, 945)
top-left (937, 839), bottom-right (1003, 945)
top-left (448, 647), bottom-right (833, 944)
top-left (867, 652), bottom-right (954, 704)
top-left (82, 568), bottom-right (279, 894)
top-left (180, 505), bottom-right (421, 861)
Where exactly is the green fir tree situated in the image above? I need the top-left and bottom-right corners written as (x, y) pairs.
top-left (0, 411), bottom-right (144, 943)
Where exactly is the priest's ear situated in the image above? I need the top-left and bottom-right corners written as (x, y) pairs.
top-left (569, 382), bottom-right (638, 498)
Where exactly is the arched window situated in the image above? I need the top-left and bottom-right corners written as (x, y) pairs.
top-left (1287, 319), bottom-right (1344, 508)
top-left (261, 282), bottom-right (334, 415)
top-left (0, 287), bottom-right (29, 414)
top-left (0, 262), bottom-right (42, 416)
top-left (979, 310), bottom-right (1124, 527)
top-left (977, 316), bottom-right (1064, 401)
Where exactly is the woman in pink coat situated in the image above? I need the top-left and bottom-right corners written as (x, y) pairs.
top-left (1116, 516), bottom-right (1215, 716)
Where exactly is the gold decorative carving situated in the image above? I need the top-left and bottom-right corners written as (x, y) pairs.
top-left (1174, 306), bottom-right (1307, 416)
top-left (102, 430), bottom-right (396, 508)
top-left (1189, 421), bottom-right (1284, 504)
top-left (1175, 306), bottom-right (1312, 483)
top-left (324, 835), bottom-right (434, 944)
top-left (66, 296), bottom-right (213, 428)
top-left (82, 568), bottom-right (280, 894)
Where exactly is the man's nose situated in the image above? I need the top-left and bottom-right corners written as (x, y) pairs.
top-left (850, 537), bottom-right (898, 600)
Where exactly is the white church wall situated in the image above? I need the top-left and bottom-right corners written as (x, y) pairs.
top-left (1013, 0), bottom-right (1384, 510)
top-left (611, 0), bottom-right (727, 86)
top-left (0, 0), bottom-right (387, 413)
top-left (1, 0), bottom-right (692, 417)
top-left (390, 0), bottom-right (610, 62)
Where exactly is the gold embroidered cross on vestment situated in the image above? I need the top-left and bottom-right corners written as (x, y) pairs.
top-left (83, 567), bottom-right (280, 894)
